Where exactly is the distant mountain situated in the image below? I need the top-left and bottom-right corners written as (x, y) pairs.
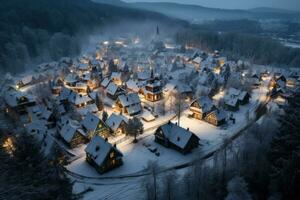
top-left (93, 0), bottom-right (300, 22)
top-left (249, 7), bottom-right (298, 14)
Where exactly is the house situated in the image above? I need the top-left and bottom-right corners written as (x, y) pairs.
top-left (224, 98), bottom-right (239, 111)
top-left (142, 70), bottom-right (163, 102)
top-left (100, 77), bottom-right (111, 88)
top-left (111, 72), bottom-right (122, 86)
top-left (224, 88), bottom-right (250, 111)
top-left (125, 79), bottom-right (140, 93)
top-left (115, 93), bottom-right (142, 116)
top-left (5, 92), bottom-right (36, 118)
top-left (58, 87), bottom-right (72, 104)
top-left (60, 121), bottom-right (87, 148)
top-left (85, 135), bottom-right (123, 174)
top-left (105, 113), bottom-right (128, 135)
top-left (154, 122), bottom-right (200, 154)
top-left (190, 97), bottom-right (216, 120)
top-left (137, 71), bottom-right (151, 82)
top-left (204, 109), bottom-right (227, 126)
top-left (81, 112), bottom-right (110, 139)
top-left (106, 82), bottom-right (125, 100)
top-left (16, 75), bottom-right (33, 88)
top-left (68, 92), bottom-right (94, 108)
top-left (64, 74), bottom-right (78, 87)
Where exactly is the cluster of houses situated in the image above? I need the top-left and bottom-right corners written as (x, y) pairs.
top-left (3, 31), bottom-right (300, 175)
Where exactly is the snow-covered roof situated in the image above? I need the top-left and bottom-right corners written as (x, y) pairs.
top-left (60, 122), bottom-right (85, 143)
top-left (111, 72), bottom-right (121, 80)
top-left (137, 71), bottom-right (151, 81)
top-left (159, 122), bottom-right (199, 149)
top-left (105, 113), bottom-right (128, 132)
top-left (106, 82), bottom-right (119, 95)
top-left (117, 93), bottom-right (140, 107)
top-left (77, 103), bottom-right (98, 116)
top-left (81, 112), bottom-right (101, 132)
top-left (126, 79), bottom-right (140, 92)
top-left (64, 74), bottom-right (78, 84)
top-left (85, 135), bottom-right (122, 166)
top-left (209, 109), bottom-right (227, 121)
top-left (191, 96), bottom-right (214, 113)
top-left (68, 92), bottom-right (92, 106)
top-left (101, 77), bottom-right (111, 88)
top-left (20, 75), bottom-right (33, 85)
top-left (5, 92), bottom-right (36, 107)
top-left (59, 87), bottom-right (72, 101)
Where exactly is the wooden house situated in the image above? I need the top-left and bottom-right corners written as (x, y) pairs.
top-left (5, 92), bottom-right (36, 118)
top-left (115, 93), bottom-right (142, 116)
top-left (68, 92), bottom-right (94, 108)
top-left (60, 122), bottom-right (87, 148)
top-left (106, 82), bottom-right (125, 100)
top-left (154, 122), bottom-right (200, 154)
top-left (105, 113), bottom-right (128, 135)
top-left (111, 72), bottom-right (122, 86)
top-left (85, 135), bottom-right (123, 174)
top-left (190, 97), bottom-right (216, 120)
top-left (81, 112), bottom-right (110, 139)
top-left (204, 109), bottom-right (227, 126)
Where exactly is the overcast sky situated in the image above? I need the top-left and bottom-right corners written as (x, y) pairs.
top-left (124, 0), bottom-right (300, 11)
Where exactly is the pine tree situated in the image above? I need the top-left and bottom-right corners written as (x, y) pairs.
top-left (95, 93), bottom-right (103, 111)
top-left (125, 117), bottom-right (143, 143)
top-left (102, 110), bottom-right (108, 122)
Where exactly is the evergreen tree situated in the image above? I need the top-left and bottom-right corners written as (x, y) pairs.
top-left (125, 117), bottom-right (144, 143)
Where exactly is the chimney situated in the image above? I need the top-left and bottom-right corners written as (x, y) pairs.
top-left (187, 127), bottom-right (189, 131)
top-left (113, 143), bottom-right (117, 148)
top-left (168, 120), bottom-right (171, 124)
top-left (105, 138), bottom-right (108, 142)
top-left (175, 122), bottom-right (178, 125)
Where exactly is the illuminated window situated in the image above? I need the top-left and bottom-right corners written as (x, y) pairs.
top-left (110, 152), bottom-right (115, 158)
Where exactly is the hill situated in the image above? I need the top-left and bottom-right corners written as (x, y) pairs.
top-left (0, 0), bottom-right (176, 73)
top-left (93, 0), bottom-right (300, 22)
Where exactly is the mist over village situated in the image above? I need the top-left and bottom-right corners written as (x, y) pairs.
top-left (1, 0), bottom-right (300, 200)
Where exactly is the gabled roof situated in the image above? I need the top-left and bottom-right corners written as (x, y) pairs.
top-left (64, 74), bottom-right (78, 83)
top-left (117, 93), bottom-right (140, 107)
top-left (105, 113), bottom-right (128, 132)
top-left (60, 122), bottom-right (85, 143)
top-left (59, 87), bottom-right (72, 101)
top-left (85, 135), bottom-right (122, 166)
top-left (68, 92), bottom-right (92, 105)
top-left (126, 79), bottom-right (140, 92)
top-left (81, 112), bottom-right (101, 132)
top-left (111, 72), bottom-right (122, 80)
top-left (191, 96), bottom-right (214, 113)
top-left (137, 71), bottom-right (151, 81)
top-left (207, 109), bottom-right (227, 121)
top-left (101, 77), bottom-right (111, 88)
top-left (106, 82), bottom-right (120, 95)
top-left (5, 91), bottom-right (36, 107)
top-left (158, 122), bottom-right (199, 149)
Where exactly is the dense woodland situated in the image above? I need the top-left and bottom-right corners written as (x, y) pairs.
top-left (0, 130), bottom-right (74, 199)
top-left (176, 28), bottom-right (300, 67)
top-left (0, 0), bottom-right (173, 73)
top-left (144, 92), bottom-right (300, 200)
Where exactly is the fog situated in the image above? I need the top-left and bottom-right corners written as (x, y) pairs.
top-left (125, 0), bottom-right (300, 11)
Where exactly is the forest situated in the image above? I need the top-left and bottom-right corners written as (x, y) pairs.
top-left (0, 0), bottom-right (174, 73)
top-left (176, 27), bottom-right (300, 67)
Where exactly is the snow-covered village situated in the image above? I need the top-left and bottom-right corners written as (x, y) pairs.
top-left (1, 1), bottom-right (300, 200)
